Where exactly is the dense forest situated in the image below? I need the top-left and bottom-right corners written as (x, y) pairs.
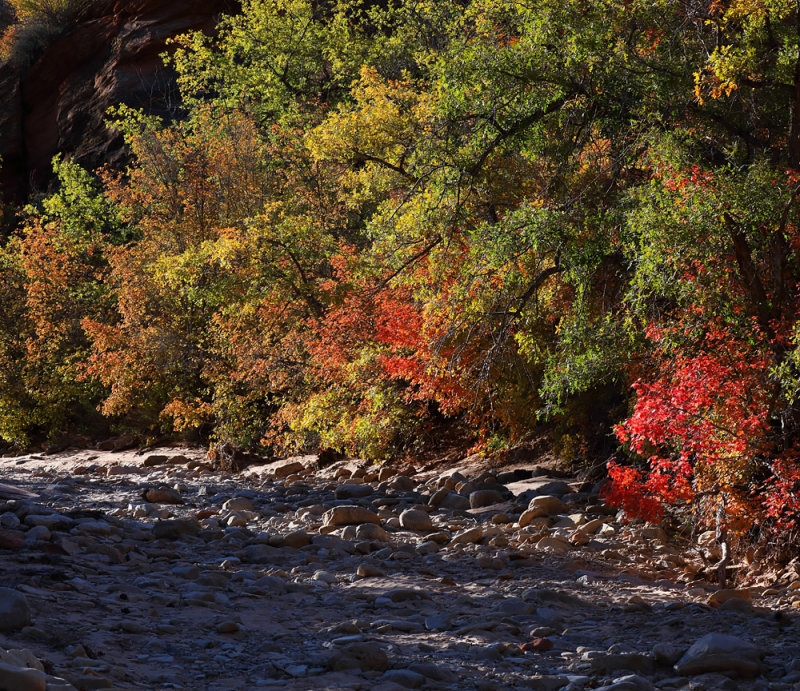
top-left (2, 0), bottom-right (800, 553)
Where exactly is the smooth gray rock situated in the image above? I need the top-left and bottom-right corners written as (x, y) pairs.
top-left (237, 544), bottom-right (284, 564)
top-left (0, 589), bottom-right (31, 631)
top-left (328, 642), bottom-right (389, 671)
top-left (23, 513), bottom-right (73, 530)
top-left (534, 480), bottom-right (572, 497)
top-left (674, 633), bottom-right (762, 677)
top-left (438, 492), bottom-right (470, 511)
top-left (424, 614), bottom-right (450, 631)
top-left (653, 642), bottom-right (685, 666)
top-left (469, 489), bottom-right (504, 508)
top-left (335, 484), bottom-right (373, 500)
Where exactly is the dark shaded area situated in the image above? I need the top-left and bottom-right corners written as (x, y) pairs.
top-left (0, 0), bottom-right (239, 206)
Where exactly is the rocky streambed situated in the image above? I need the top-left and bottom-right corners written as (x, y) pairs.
top-left (0, 447), bottom-right (797, 690)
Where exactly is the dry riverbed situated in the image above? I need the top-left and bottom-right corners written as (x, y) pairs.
top-left (0, 447), bottom-right (797, 690)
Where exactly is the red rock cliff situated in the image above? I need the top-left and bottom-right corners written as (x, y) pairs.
top-left (0, 0), bottom-right (237, 203)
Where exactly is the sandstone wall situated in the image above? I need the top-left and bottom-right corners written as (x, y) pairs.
top-left (0, 0), bottom-right (237, 203)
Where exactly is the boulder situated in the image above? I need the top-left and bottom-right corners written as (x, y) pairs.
top-left (328, 642), bottom-right (389, 672)
top-left (674, 633), bottom-right (762, 677)
top-left (528, 495), bottom-right (567, 516)
top-left (0, 589), bottom-right (31, 631)
top-left (469, 489), bottom-right (504, 508)
top-left (323, 506), bottom-right (381, 526)
top-left (399, 509), bottom-right (432, 531)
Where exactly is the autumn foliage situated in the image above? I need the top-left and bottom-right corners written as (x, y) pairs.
top-left (4, 0), bottom-right (800, 551)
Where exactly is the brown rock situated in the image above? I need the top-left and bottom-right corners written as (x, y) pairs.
top-left (95, 434), bottom-right (136, 452)
top-left (354, 523), bottom-right (390, 542)
top-left (356, 564), bottom-right (386, 578)
top-left (0, 662), bottom-right (46, 691)
top-left (450, 527), bottom-right (483, 545)
top-left (273, 460), bottom-right (304, 478)
top-left (216, 620), bottom-right (241, 634)
top-left (222, 497), bottom-right (255, 511)
top-left (528, 495), bottom-right (567, 516)
top-left (707, 588), bottom-right (751, 608)
top-left (389, 475), bottom-right (415, 492)
top-left (323, 506), bottom-right (381, 526)
top-left (399, 508), bottom-right (432, 531)
top-left (283, 530), bottom-right (312, 548)
top-left (521, 638), bottom-right (554, 653)
top-left (535, 536), bottom-right (570, 555)
top-left (144, 487), bottom-right (183, 504)
top-left (142, 455), bottom-right (168, 467)
top-left (0, 529), bottom-right (25, 549)
top-left (518, 507), bottom-right (548, 527)
top-left (378, 466), bottom-right (394, 482)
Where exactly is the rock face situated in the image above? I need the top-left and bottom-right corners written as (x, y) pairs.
top-left (0, 0), bottom-right (237, 203)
